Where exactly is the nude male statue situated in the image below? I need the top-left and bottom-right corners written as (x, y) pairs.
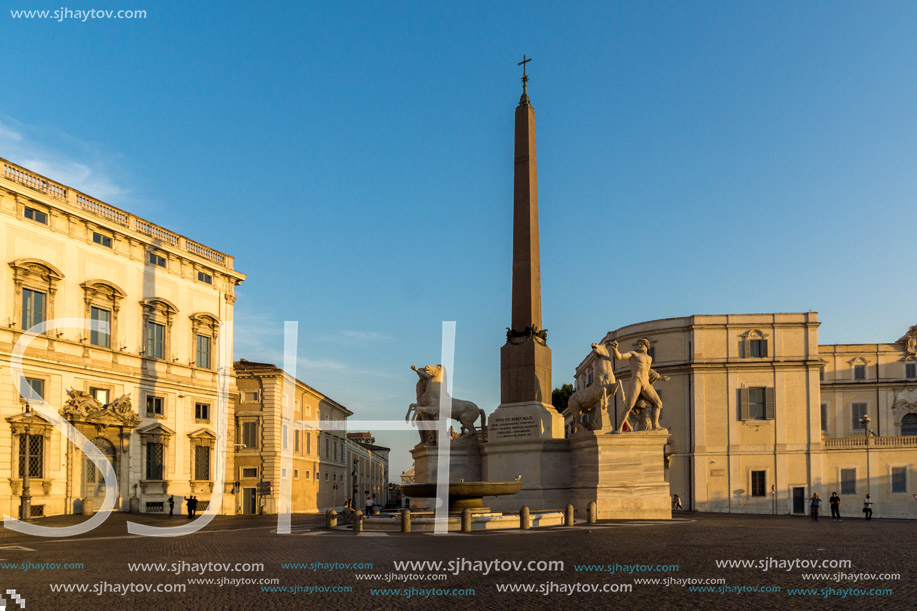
top-left (610, 338), bottom-right (669, 432)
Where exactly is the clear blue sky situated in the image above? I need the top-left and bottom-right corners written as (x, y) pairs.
top-left (3, 1), bottom-right (916, 477)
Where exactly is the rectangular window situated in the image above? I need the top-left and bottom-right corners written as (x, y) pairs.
top-left (92, 232), bottom-right (113, 248)
top-left (146, 321), bottom-right (164, 359)
top-left (854, 365), bottom-right (866, 380)
top-left (195, 402), bottom-right (210, 421)
top-left (146, 443), bottom-right (164, 479)
top-left (326, 437), bottom-right (330, 458)
top-left (90, 387), bottom-right (110, 405)
top-left (294, 469), bottom-right (299, 479)
top-left (306, 432), bottom-right (311, 454)
top-left (852, 403), bottom-right (867, 430)
top-left (820, 403), bottom-right (828, 432)
top-left (194, 445), bottom-right (210, 481)
top-left (746, 338), bottom-right (767, 358)
top-left (907, 363), bottom-right (916, 379)
top-left (841, 468), bottom-right (856, 495)
top-left (197, 271), bottom-right (212, 284)
top-left (195, 334), bottom-right (211, 369)
top-left (295, 430), bottom-right (301, 452)
top-left (282, 424), bottom-right (289, 450)
top-left (90, 307), bottom-right (111, 348)
top-left (820, 366), bottom-right (825, 382)
top-left (891, 467), bottom-right (907, 493)
top-left (241, 467), bottom-right (258, 478)
top-left (21, 288), bottom-right (46, 330)
top-left (18, 435), bottom-right (43, 478)
top-left (748, 388), bottom-right (766, 420)
top-left (146, 395), bottom-right (164, 416)
top-left (147, 252), bottom-right (166, 267)
top-left (325, 473), bottom-right (328, 482)
top-left (305, 471), bottom-right (310, 480)
top-left (242, 422), bottom-right (258, 449)
top-left (334, 439), bottom-right (338, 461)
top-left (751, 471), bottom-right (766, 497)
top-left (242, 391), bottom-right (260, 403)
top-left (24, 206), bottom-right (48, 224)
top-left (21, 377), bottom-right (45, 400)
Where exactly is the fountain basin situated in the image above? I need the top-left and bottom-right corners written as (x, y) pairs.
top-left (401, 481), bottom-right (523, 512)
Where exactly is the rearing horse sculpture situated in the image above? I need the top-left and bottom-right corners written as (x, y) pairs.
top-left (568, 342), bottom-right (620, 434)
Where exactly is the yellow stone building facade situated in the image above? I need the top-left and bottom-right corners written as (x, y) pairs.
top-left (1, 157), bottom-right (245, 517)
top-left (573, 313), bottom-right (917, 519)
top-left (232, 360), bottom-right (392, 514)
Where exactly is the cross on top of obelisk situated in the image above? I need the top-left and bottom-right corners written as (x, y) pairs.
top-left (518, 54), bottom-right (532, 105)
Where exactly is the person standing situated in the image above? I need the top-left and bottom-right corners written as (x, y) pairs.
top-left (186, 496), bottom-right (193, 519)
top-left (168, 496), bottom-right (175, 518)
top-left (829, 492), bottom-right (842, 521)
top-left (190, 496), bottom-right (199, 517)
top-left (810, 493), bottom-right (821, 521)
top-left (365, 492), bottom-right (373, 514)
top-left (672, 494), bottom-right (683, 512)
top-left (863, 494), bottom-right (873, 520)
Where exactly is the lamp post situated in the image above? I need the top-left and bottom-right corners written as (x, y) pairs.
top-left (19, 402), bottom-right (32, 521)
top-left (351, 458), bottom-right (358, 513)
top-left (860, 413), bottom-right (872, 496)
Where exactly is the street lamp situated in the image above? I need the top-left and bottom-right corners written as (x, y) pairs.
top-left (351, 459), bottom-right (358, 513)
top-left (860, 413), bottom-right (872, 495)
top-left (19, 401), bottom-right (32, 521)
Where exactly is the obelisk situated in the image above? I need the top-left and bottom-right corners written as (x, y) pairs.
top-left (491, 56), bottom-right (563, 441)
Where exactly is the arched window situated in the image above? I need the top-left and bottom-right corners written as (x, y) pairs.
top-left (901, 414), bottom-right (917, 437)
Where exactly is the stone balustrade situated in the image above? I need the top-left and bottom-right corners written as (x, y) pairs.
top-left (3, 157), bottom-right (233, 269)
top-left (823, 436), bottom-right (917, 449)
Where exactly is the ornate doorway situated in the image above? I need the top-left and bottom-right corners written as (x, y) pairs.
top-left (82, 437), bottom-right (117, 507)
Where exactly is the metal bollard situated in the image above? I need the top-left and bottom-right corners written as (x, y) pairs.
top-left (461, 508), bottom-right (472, 532)
top-left (520, 506), bottom-right (531, 530)
top-left (326, 508), bottom-right (338, 529)
top-left (565, 504), bottom-right (575, 527)
top-left (401, 508), bottom-right (411, 533)
top-left (353, 510), bottom-right (363, 534)
top-left (587, 501), bottom-right (597, 524)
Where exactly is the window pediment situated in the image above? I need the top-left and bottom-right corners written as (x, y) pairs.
top-left (80, 279), bottom-right (126, 301)
top-left (140, 298), bottom-right (178, 318)
top-left (8, 259), bottom-right (64, 284)
top-left (188, 428), bottom-right (216, 448)
top-left (137, 423), bottom-right (175, 442)
top-left (190, 312), bottom-right (219, 335)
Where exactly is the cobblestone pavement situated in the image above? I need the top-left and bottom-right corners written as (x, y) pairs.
top-left (0, 512), bottom-right (914, 610)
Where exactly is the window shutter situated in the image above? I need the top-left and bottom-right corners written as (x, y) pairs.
top-left (765, 387), bottom-right (775, 420)
top-left (762, 340), bottom-right (768, 358)
top-left (738, 339), bottom-right (745, 359)
top-left (739, 387), bottom-right (749, 420)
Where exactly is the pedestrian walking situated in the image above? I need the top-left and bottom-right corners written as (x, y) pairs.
top-left (810, 493), bottom-right (821, 521)
top-left (863, 494), bottom-right (873, 520)
top-left (365, 492), bottom-right (373, 513)
top-left (168, 495), bottom-right (174, 518)
top-left (829, 492), bottom-right (842, 521)
top-left (672, 494), bottom-right (683, 512)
